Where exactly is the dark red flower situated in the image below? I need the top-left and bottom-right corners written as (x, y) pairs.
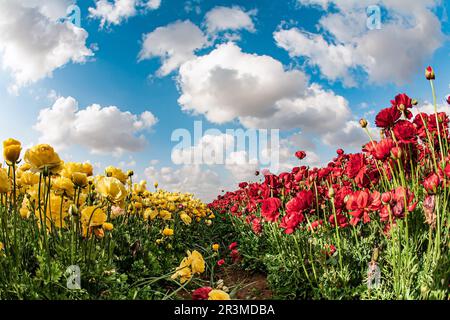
top-left (346, 190), bottom-right (381, 226)
top-left (217, 259), bottom-right (225, 267)
top-left (393, 120), bottom-right (417, 144)
top-left (337, 149), bottom-right (344, 155)
top-left (380, 187), bottom-right (416, 222)
top-left (260, 197), bottom-right (281, 222)
top-left (192, 287), bottom-right (212, 300)
top-left (285, 190), bottom-right (313, 215)
top-left (423, 173), bottom-right (440, 194)
top-left (375, 106), bottom-right (401, 128)
top-left (228, 242), bottom-right (238, 250)
top-left (323, 244), bottom-right (336, 257)
top-left (251, 218), bottom-right (262, 234)
top-left (280, 211), bottom-right (304, 234)
top-left (391, 93), bottom-right (413, 109)
top-left (295, 150), bottom-right (306, 160)
top-left (345, 153), bottom-right (365, 179)
top-left (239, 182), bottom-right (248, 189)
top-left (230, 249), bottom-right (240, 262)
top-left (308, 219), bottom-right (323, 231)
top-left (447, 95), bottom-right (450, 105)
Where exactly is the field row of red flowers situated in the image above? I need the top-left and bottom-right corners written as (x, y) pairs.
top-left (209, 67), bottom-right (449, 299)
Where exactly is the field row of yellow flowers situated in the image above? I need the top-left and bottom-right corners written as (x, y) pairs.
top-left (0, 141), bottom-right (232, 300)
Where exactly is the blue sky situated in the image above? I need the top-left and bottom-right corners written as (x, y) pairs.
top-left (0, 0), bottom-right (449, 201)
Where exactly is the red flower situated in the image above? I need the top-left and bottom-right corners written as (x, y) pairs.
top-left (280, 211), bottom-right (304, 234)
top-left (346, 190), bottom-right (381, 226)
top-left (230, 249), bottom-right (240, 262)
top-left (228, 242), bottom-right (238, 250)
top-left (337, 149), bottom-right (344, 155)
top-left (375, 106), bottom-right (401, 128)
top-left (391, 93), bottom-right (413, 109)
top-left (423, 173), bottom-right (440, 194)
top-left (393, 120), bottom-right (417, 144)
top-left (251, 218), bottom-right (262, 234)
top-left (295, 151), bottom-right (306, 160)
top-left (345, 153), bottom-right (365, 179)
top-left (308, 219), bottom-right (323, 231)
top-left (217, 259), bottom-right (225, 267)
top-left (447, 95), bottom-right (450, 105)
top-left (328, 212), bottom-right (349, 228)
top-left (323, 244), bottom-right (336, 257)
top-left (192, 287), bottom-right (212, 300)
top-left (239, 182), bottom-right (248, 189)
top-left (286, 190), bottom-right (313, 215)
top-left (380, 187), bottom-right (416, 222)
top-left (260, 197), bottom-right (281, 222)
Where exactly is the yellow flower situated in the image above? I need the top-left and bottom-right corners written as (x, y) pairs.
top-left (143, 208), bottom-right (158, 220)
top-left (104, 166), bottom-right (128, 184)
top-left (72, 172), bottom-right (88, 188)
top-left (24, 144), bottom-right (62, 173)
top-left (102, 222), bottom-right (114, 231)
top-left (159, 210), bottom-right (172, 220)
top-left (208, 290), bottom-right (230, 300)
top-left (34, 195), bottom-right (69, 230)
top-left (81, 206), bottom-right (107, 227)
top-left (180, 212), bottom-right (192, 225)
top-left (0, 169), bottom-right (11, 194)
top-left (212, 244), bottom-right (219, 251)
top-left (162, 228), bottom-right (174, 236)
top-left (3, 138), bottom-right (21, 164)
top-left (189, 250), bottom-right (205, 274)
top-left (95, 176), bottom-right (127, 205)
top-left (18, 171), bottom-right (39, 187)
top-left (52, 176), bottom-right (75, 198)
top-left (61, 162), bottom-right (93, 178)
top-left (171, 257), bottom-right (192, 283)
top-left (133, 180), bottom-right (147, 194)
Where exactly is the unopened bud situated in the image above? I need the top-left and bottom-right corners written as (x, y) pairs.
top-left (359, 118), bottom-right (368, 128)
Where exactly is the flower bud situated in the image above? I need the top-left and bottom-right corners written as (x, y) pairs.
top-left (72, 172), bottom-right (88, 188)
top-left (423, 173), bottom-right (440, 194)
top-left (359, 118), bottom-right (368, 128)
top-left (412, 99), bottom-right (418, 106)
top-left (381, 192), bottom-right (391, 204)
top-left (391, 147), bottom-right (402, 160)
top-left (3, 138), bottom-right (21, 164)
top-left (425, 66), bottom-right (435, 80)
top-left (328, 187), bottom-right (335, 199)
top-left (127, 170), bottom-right (134, 177)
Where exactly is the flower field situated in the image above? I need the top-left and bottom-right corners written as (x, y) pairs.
top-left (0, 67), bottom-right (449, 300)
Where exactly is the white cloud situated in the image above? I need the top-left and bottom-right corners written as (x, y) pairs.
top-left (172, 133), bottom-right (235, 165)
top-left (146, 0), bottom-right (161, 10)
top-left (178, 42), bottom-right (309, 125)
top-left (34, 96), bottom-right (158, 156)
top-left (139, 20), bottom-right (208, 76)
top-left (275, 0), bottom-right (444, 86)
top-left (322, 120), bottom-right (373, 149)
top-left (89, 0), bottom-right (161, 28)
top-left (177, 42), bottom-right (368, 152)
top-left (144, 164), bottom-right (223, 202)
top-left (0, 0), bottom-right (93, 92)
top-left (205, 6), bottom-right (256, 34)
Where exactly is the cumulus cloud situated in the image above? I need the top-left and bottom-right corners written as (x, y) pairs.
top-left (0, 0), bottom-right (93, 92)
top-left (275, 0), bottom-right (444, 86)
top-left (34, 96), bottom-right (158, 155)
top-left (139, 20), bottom-right (208, 76)
top-left (144, 164), bottom-right (223, 202)
top-left (89, 0), bottom-right (161, 28)
top-left (204, 6), bottom-right (256, 34)
top-left (322, 120), bottom-right (374, 149)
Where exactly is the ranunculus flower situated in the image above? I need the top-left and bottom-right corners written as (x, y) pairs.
top-left (217, 259), bottom-right (225, 266)
top-left (104, 166), bottom-right (128, 184)
top-left (375, 106), bottom-right (401, 128)
top-left (423, 173), bottom-right (440, 194)
top-left (392, 120), bottom-right (417, 144)
top-left (3, 138), bottom-right (21, 164)
top-left (0, 168), bottom-right (11, 194)
top-left (425, 66), bottom-right (435, 80)
top-left (260, 197), bottom-right (281, 222)
top-left (295, 151), bottom-right (306, 160)
top-left (24, 144), bottom-right (63, 174)
top-left (228, 242), bottom-right (238, 250)
top-left (95, 176), bottom-right (127, 205)
top-left (192, 287), bottom-right (212, 300)
top-left (346, 190), bottom-right (381, 226)
top-left (208, 289), bottom-right (230, 300)
top-left (251, 218), bottom-right (262, 234)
